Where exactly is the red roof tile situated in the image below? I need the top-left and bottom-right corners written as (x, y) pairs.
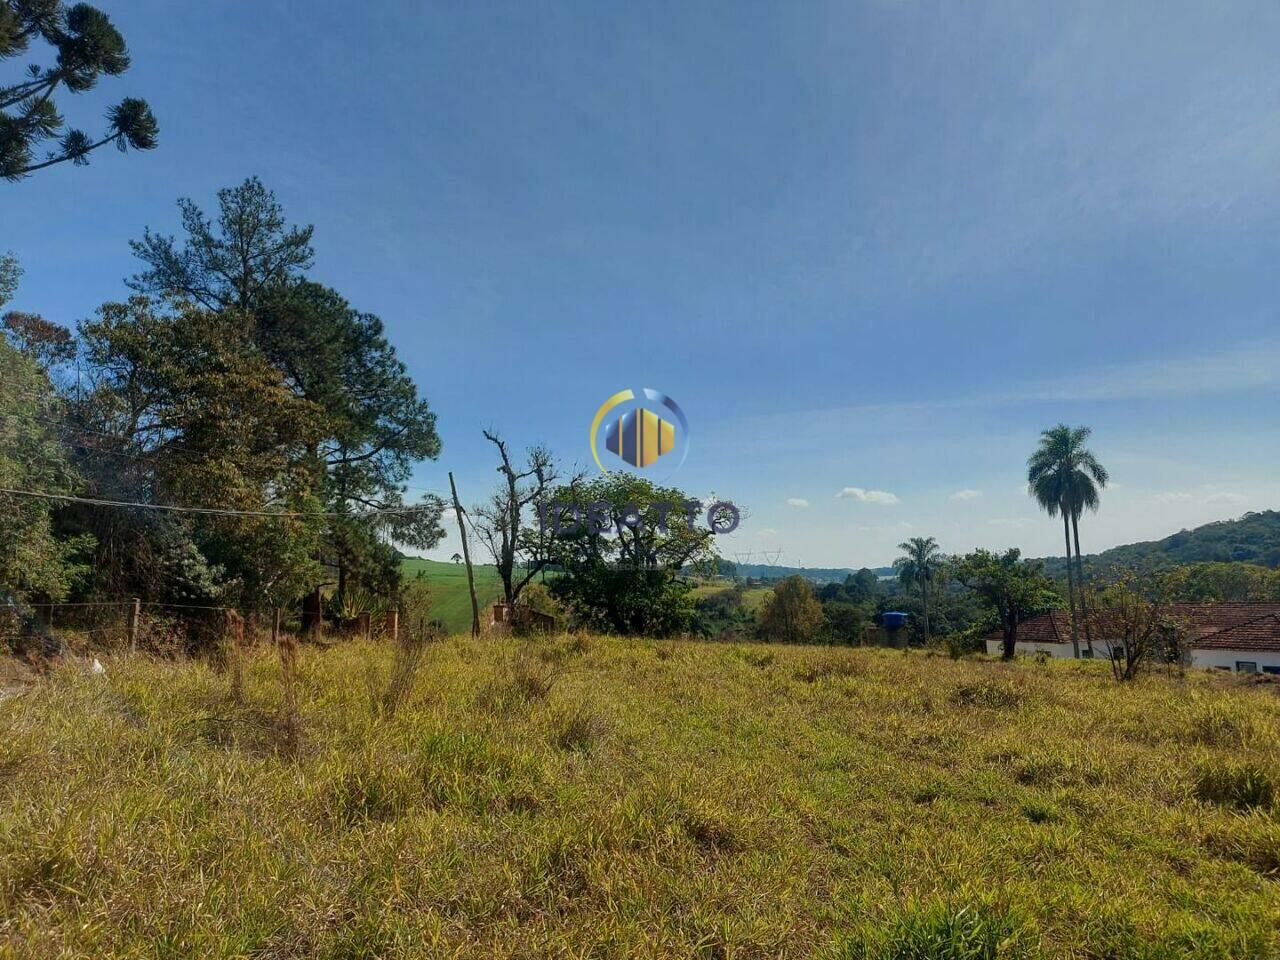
top-left (988, 603), bottom-right (1280, 653)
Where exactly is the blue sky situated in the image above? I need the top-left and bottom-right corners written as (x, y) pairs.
top-left (5, 1), bottom-right (1280, 567)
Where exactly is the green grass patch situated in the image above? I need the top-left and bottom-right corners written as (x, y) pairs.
top-left (399, 556), bottom-right (509, 633)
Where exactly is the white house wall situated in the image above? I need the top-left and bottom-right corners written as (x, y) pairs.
top-left (1190, 648), bottom-right (1280, 672)
top-left (986, 639), bottom-right (1280, 672)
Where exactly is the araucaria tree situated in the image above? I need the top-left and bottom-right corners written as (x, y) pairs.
top-left (1027, 424), bottom-right (1108, 658)
top-left (1, 0), bottom-right (158, 180)
top-left (894, 536), bottom-right (944, 641)
top-left (471, 430), bottom-right (560, 611)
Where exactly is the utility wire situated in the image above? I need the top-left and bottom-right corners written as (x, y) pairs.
top-left (0, 487), bottom-right (439, 519)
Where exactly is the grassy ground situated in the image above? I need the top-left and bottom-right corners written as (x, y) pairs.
top-left (690, 582), bottom-right (773, 612)
top-left (0, 637), bottom-right (1277, 958)
top-left (399, 557), bottom-right (509, 633)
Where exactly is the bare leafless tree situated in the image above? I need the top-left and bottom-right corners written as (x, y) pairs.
top-left (1089, 574), bottom-right (1190, 681)
top-left (472, 431), bottom-right (567, 610)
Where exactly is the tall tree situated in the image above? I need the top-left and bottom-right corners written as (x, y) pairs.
top-left (127, 181), bottom-right (443, 614)
top-left (1, 1), bottom-right (157, 180)
top-left (0, 253), bottom-right (17, 303)
top-left (951, 548), bottom-right (1060, 660)
top-left (1028, 424), bottom-right (1107, 658)
top-left (128, 177), bottom-right (314, 311)
top-left (758, 575), bottom-right (824, 644)
top-left (893, 536), bottom-right (944, 642)
top-left (254, 281), bottom-right (444, 610)
top-left (0, 256), bottom-right (91, 601)
top-left (471, 430), bottom-right (560, 611)
top-left (69, 297), bottom-right (325, 608)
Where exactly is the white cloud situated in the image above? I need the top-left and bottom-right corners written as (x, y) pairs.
top-left (757, 528), bottom-right (779, 537)
top-left (837, 486), bottom-right (901, 505)
top-left (1205, 491), bottom-right (1247, 505)
top-left (950, 489), bottom-right (983, 501)
top-left (1153, 490), bottom-right (1246, 506)
top-left (786, 498), bottom-right (810, 508)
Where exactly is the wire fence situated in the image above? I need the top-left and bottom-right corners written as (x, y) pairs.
top-left (1, 596), bottom-right (402, 658)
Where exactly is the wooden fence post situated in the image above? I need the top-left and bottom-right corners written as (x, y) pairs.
top-left (127, 598), bottom-right (141, 651)
top-left (385, 608), bottom-right (399, 644)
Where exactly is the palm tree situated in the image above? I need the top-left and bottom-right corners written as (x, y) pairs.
top-left (1027, 424), bottom-right (1108, 658)
top-left (894, 536), bottom-right (945, 642)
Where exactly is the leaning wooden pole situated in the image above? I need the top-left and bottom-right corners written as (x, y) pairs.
top-left (449, 471), bottom-right (481, 639)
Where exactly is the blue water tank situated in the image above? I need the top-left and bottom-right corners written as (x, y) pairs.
top-left (881, 611), bottom-right (909, 630)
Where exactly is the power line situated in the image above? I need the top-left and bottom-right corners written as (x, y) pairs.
top-left (0, 487), bottom-right (439, 520)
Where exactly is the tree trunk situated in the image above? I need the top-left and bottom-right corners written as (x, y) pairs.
top-left (1062, 512), bottom-right (1080, 658)
top-left (1072, 513), bottom-right (1094, 658)
top-left (301, 586), bottom-right (323, 636)
top-left (1002, 623), bottom-right (1016, 660)
top-left (449, 472), bottom-right (481, 639)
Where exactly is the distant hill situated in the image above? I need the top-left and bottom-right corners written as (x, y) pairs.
top-left (732, 563), bottom-right (894, 583)
top-left (1040, 510), bottom-right (1280, 576)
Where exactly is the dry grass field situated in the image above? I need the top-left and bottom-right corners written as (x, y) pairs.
top-left (0, 635), bottom-right (1277, 958)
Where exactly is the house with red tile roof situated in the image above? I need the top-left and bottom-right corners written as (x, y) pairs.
top-left (984, 603), bottom-right (1280, 674)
